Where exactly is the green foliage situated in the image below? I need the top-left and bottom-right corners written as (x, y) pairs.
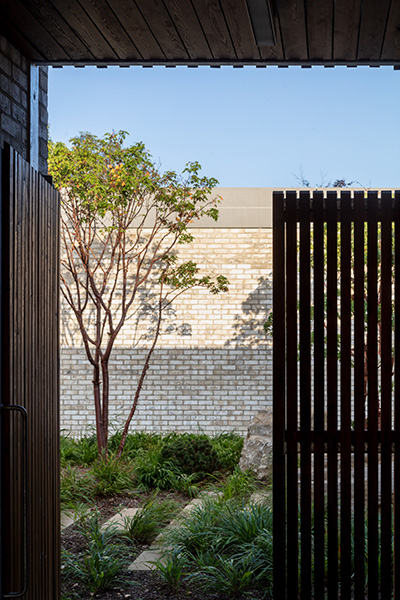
top-left (218, 467), bottom-right (257, 501)
top-left (158, 497), bottom-right (274, 596)
top-left (60, 433), bottom-right (98, 467)
top-left (123, 497), bottom-right (179, 544)
top-left (161, 434), bottom-right (220, 476)
top-left (50, 131), bottom-right (228, 458)
top-left (92, 456), bottom-right (135, 497)
top-left (60, 465), bottom-right (95, 507)
top-left (210, 431), bottom-right (244, 471)
top-left (190, 554), bottom-right (258, 597)
top-left (153, 548), bottom-right (189, 593)
top-left (62, 509), bottom-right (130, 594)
top-left (60, 431), bottom-right (244, 502)
top-left (133, 448), bottom-right (182, 491)
top-left (108, 430), bottom-right (164, 460)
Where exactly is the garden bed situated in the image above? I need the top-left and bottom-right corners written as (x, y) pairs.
top-left (60, 431), bottom-right (273, 600)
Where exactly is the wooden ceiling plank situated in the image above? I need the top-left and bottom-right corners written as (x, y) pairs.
top-left (381, 1), bottom-right (400, 61)
top-left (2, 0), bottom-right (70, 61)
top-left (357, 0), bottom-right (391, 61)
top-left (190, 0), bottom-right (236, 60)
top-left (50, 0), bottom-right (118, 60)
top-left (24, 0), bottom-right (95, 60)
top-left (259, 12), bottom-right (284, 61)
top-left (163, 0), bottom-right (213, 60)
top-left (0, 12), bottom-right (46, 62)
top-left (276, 0), bottom-right (308, 60)
top-left (105, 0), bottom-right (163, 59)
top-left (333, 0), bottom-right (362, 61)
top-left (218, 0), bottom-right (260, 60)
top-left (305, 0), bottom-right (333, 60)
top-left (76, 0), bottom-right (142, 60)
top-left (134, 0), bottom-right (188, 60)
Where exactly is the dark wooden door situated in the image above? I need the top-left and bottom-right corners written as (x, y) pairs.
top-left (0, 144), bottom-right (60, 599)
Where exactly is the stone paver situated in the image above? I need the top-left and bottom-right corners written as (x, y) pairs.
top-left (128, 549), bottom-right (163, 571)
top-left (249, 490), bottom-right (272, 505)
top-left (127, 495), bottom-right (209, 571)
top-left (102, 507), bottom-right (140, 530)
top-left (61, 510), bottom-right (75, 531)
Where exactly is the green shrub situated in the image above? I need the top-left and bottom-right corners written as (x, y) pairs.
top-left (133, 449), bottom-right (182, 491)
top-left (210, 432), bottom-right (244, 471)
top-left (92, 456), bottom-right (135, 497)
top-left (161, 434), bottom-right (220, 476)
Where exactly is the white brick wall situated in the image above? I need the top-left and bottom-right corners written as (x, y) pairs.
top-left (60, 220), bottom-right (273, 436)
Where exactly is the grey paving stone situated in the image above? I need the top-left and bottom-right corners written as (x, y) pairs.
top-left (128, 549), bottom-right (164, 571)
top-left (102, 507), bottom-right (140, 530)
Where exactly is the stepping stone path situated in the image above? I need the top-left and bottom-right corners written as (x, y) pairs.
top-left (61, 490), bottom-right (270, 572)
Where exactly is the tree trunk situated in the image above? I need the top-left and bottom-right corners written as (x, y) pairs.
top-left (116, 303), bottom-right (163, 458)
top-left (93, 363), bottom-right (106, 456)
top-left (101, 358), bottom-right (110, 457)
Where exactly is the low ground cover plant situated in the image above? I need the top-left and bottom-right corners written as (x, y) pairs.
top-left (156, 496), bottom-right (273, 597)
top-left (123, 497), bottom-right (180, 544)
top-left (62, 508), bottom-right (131, 595)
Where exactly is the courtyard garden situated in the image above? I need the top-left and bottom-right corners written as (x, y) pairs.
top-left (60, 430), bottom-right (273, 600)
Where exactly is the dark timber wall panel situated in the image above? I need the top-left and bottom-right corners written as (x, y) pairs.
top-left (273, 189), bottom-right (400, 599)
top-left (1, 145), bottom-right (60, 599)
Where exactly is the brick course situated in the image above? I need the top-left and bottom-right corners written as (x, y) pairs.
top-left (60, 226), bottom-right (273, 436)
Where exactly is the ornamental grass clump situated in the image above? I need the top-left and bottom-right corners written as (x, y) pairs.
top-left (158, 497), bottom-right (274, 597)
top-left (123, 497), bottom-right (180, 545)
top-left (62, 509), bottom-right (131, 594)
top-left (92, 455), bottom-right (135, 497)
top-left (60, 465), bottom-right (95, 507)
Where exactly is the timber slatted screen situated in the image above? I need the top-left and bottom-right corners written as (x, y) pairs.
top-left (273, 189), bottom-right (400, 599)
top-left (1, 145), bottom-right (60, 600)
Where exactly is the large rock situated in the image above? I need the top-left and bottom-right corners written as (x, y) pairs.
top-left (239, 410), bottom-right (273, 482)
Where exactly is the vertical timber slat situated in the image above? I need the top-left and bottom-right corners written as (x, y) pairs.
top-left (312, 191), bottom-right (325, 599)
top-left (273, 191), bottom-right (286, 600)
top-left (353, 190), bottom-right (366, 599)
top-left (394, 191), bottom-right (400, 600)
top-left (367, 192), bottom-right (379, 599)
top-left (285, 191), bottom-right (298, 598)
top-left (340, 191), bottom-right (352, 599)
top-left (299, 191), bottom-right (312, 598)
top-left (326, 191), bottom-right (338, 597)
top-left (380, 191), bottom-right (393, 599)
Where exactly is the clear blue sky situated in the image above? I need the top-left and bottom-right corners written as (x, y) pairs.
top-left (48, 65), bottom-right (399, 189)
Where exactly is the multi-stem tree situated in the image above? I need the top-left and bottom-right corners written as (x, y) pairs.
top-left (49, 131), bottom-right (228, 457)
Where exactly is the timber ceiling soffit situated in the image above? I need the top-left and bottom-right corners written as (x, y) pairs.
top-left (0, 0), bottom-right (399, 67)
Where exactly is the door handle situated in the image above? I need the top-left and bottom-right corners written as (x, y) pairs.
top-left (1, 404), bottom-right (28, 598)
